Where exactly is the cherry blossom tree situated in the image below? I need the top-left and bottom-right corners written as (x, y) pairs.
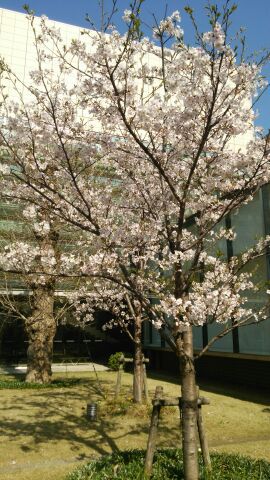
top-left (71, 271), bottom-right (148, 403)
top-left (0, 195), bottom-right (91, 383)
top-left (0, 9), bottom-right (150, 398)
top-left (0, 199), bottom-right (65, 383)
top-left (0, 1), bottom-right (270, 478)
top-left (47, 3), bottom-right (270, 477)
top-left (0, 12), bottom-right (110, 382)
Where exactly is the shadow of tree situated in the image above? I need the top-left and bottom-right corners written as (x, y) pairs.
top-left (147, 370), bottom-right (270, 406)
top-left (0, 376), bottom-right (181, 461)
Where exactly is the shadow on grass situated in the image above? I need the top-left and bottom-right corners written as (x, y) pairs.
top-left (0, 376), bottom-right (180, 460)
top-left (147, 370), bottom-right (270, 406)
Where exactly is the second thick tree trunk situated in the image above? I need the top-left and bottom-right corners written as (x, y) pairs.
top-left (25, 285), bottom-right (56, 384)
top-left (177, 325), bottom-right (199, 480)
top-left (133, 313), bottom-right (143, 403)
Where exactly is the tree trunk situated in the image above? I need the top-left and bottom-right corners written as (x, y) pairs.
top-left (25, 286), bottom-right (56, 384)
top-left (177, 325), bottom-right (199, 480)
top-left (133, 313), bottom-right (143, 403)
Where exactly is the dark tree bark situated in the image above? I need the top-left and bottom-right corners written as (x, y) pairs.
top-left (25, 284), bottom-right (56, 384)
top-left (133, 310), bottom-right (143, 403)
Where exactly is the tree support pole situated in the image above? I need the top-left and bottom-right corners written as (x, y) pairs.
top-left (196, 388), bottom-right (211, 471)
top-left (144, 385), bottom-right (163, 476)
top-left (142, 355), bottom-right (149, 402)
top-left (143, 362), bottom-right (149, 402)
top-left (115, 354), bottom-right (149, 401)
top-left (115, 355), bottom-right (124, 399)
top-left (144, 387), bottom-right (210, 477)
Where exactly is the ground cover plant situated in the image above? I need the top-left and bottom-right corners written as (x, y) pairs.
top-left (0, 370), bottom-right (270, 480)
top-left (0, 377), bottom-right (83, 389)
top-left (67, 449), bottom-right (270, 480)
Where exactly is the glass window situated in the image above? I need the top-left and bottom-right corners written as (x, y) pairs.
top-left (207, 322), bottom-right (234, 352)
top-left (193, 326), bottom-right (203, 350)
top-left (231, 191), bottom-right (265, 255)
top-left (238, 319), bottom-right (270, 355)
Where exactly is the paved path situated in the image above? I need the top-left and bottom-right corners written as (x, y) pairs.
top-left (0, 362), bottom-right (108, 374)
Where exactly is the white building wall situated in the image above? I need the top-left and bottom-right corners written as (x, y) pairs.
top-left (0, 8), bottom-right (83, 102)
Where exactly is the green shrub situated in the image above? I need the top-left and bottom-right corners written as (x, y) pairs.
top-left (66, 449), bottom-right (270, 480)
top-left (107, 352), bottom-right (124, 371)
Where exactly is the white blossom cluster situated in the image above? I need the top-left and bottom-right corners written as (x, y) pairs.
top-left (153, 11), bottom-right (183, 40)
top-left (202, 22), bottom-right (225, 51)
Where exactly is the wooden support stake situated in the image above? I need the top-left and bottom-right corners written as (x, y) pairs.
top-left (143, 363), bottom-right (149, 402)
top-left (115, 355), bottom-right (124, 399)
top-left (142, 357), bottom-right (149, 402)
top-left (197, 387), bottom-right (211, 471)
top-left (144, 386), bottom-right (163, 477)
top-left (115, 355), bottom-right (148, 400)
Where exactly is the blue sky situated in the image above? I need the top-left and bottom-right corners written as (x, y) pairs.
top-left (0, 0), bottom-right (269, 130)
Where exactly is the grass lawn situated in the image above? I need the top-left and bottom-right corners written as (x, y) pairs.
top-left (0, 370), bottom-right (270, 480)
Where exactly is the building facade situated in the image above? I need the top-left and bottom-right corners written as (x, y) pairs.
top-left (144, 185), bottom-right (270, 386)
